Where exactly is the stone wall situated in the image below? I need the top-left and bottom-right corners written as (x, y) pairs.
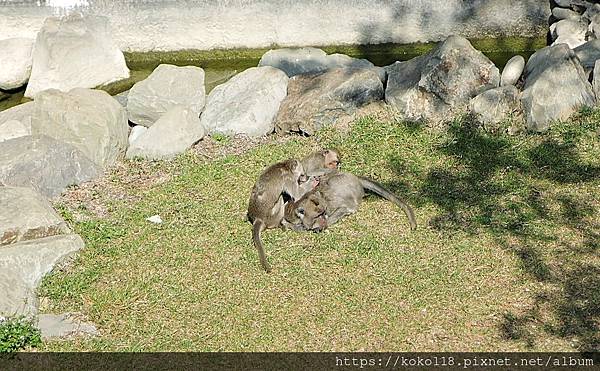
top-left (0, 0), bottom-right (550, 52)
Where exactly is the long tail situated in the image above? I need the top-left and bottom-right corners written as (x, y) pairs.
top-left (252, 219), bottom-right (272, 272)
top-left (358, 176), bottom-right (417, 230)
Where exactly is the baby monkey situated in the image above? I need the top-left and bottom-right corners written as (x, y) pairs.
top-left (247, 159), bottom-right (308, 272)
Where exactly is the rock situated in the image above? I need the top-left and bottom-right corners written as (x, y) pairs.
top-left (0, 186), bottom-right (70, 246)
top-left (0, 234), bottom-right (83, 316)
top-left (126, 105), bottom-right (206, 160)
top-left (592, 59), bottom-right (600, 99)
top-left (552, 7), bottom-right (581, 20)
top-left (521, 44), bottom-right (595, 132)
top-left (469, 85), bottom-right (521, 131)
top-left (552, 35), bottom-right (587, 49)
top-left (385, 35), bottom-right (500, 123)
top-left (552, 18), bottom-right (588, 48)
top-left (0, 38), bottom-right (34, 90)
top-left (583, 3), bottom-right (600, 20)
top-left (574, 39), bottom-right (600, 72)
top-left (258, 47), bottom-right (329, 76)
top-left (114, 90), bottom-right (129, 108)
top-left (31, 88), bottom-right (128, 168)
top-left (146, 215), bottom-right (163, 224)
top-left (554, 0), bottom-right (571, 7)
top-left (275, 68), bottom-right (383, 135)
top-left (501, 55), bottom-right (526, 86)
top-left (37, 313), bottom-right (98, 339)
top-left (0, 120), bottom-right (29, 143)
top-left (0, 101), bottom-right (34, 131)
top-left (258, 48), bottom-right (384, 81)
top-left (24, 13), bottom-right (129, 98)
top-left (128, 125), bottom-right (147, 145)
top-left (0, 135), bottom-right (100, 198)
top-left (127, 64), bottom-right (205, 127)
top-left (200, 67), bottom-right (288, 137)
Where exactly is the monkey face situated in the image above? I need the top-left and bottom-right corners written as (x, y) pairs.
top-left (294, 193), bottom-right (328, 232)
top-left (324, 149), bottom-right (341, 170)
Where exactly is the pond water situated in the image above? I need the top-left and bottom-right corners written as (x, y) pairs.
top-left (0, 39), bottom-right (543, 112)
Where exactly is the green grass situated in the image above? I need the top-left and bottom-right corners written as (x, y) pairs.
top-left (0, 317), bottom-right (42, 353)
top-left (39, 111), bottom-right (600, 352)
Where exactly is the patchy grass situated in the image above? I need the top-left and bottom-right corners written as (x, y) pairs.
top-left (0, 317), bottom-right (42, 353)
top-left (39, 110), bottom-right (600, 352)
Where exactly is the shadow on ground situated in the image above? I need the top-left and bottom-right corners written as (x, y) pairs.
top-left (388, 117), bottom-right (600, 351)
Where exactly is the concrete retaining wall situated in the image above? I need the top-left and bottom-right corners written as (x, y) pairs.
top-left (0, 0), bottom-right (550, 52)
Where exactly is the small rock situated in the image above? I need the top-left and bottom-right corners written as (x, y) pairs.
top-left (276, 68), bottom-right (383, 135)
top-left (127, 105), bottom-right (206, 160)
top-left (31, 88), bottom-right (129, 168)
top-left (259, 48), bottom-right (384, 81)
top-left (0, 186), bottom-right (70, 246)
top-left (200, 66), bottom-right (289, 137)
top-left (25, 13), bottom-right (129, 98)
top-left (583, 3), bottom-right (600, 20)
top-left (553, 18), bottom-right (588, 40)
top-left (552, 35), bottom-right (587, 49)
top-left (501, 55), bottom-right (526, 86)
top-left (469, 85), bottom-right (521, 131)
top-left (258, 47), bottom-right (329, 76)
top-left (0, 234), bottom-right (84, 316)
top-left (554, 0), bottom-right (571, 7)
top-left (0, 38), bottom-right (34, 90)
top-left (0, 135), bottom-right (100, 198)
top-left (0, 120), bottom-right (29, 143)
top-left (127, 64), bottom-right (205, 127)
top-left (128, 125), bottom-right (147, 145)
top-left (146, 215), bottom-right (163, 224)
top-left (552, 7), bottom-right (581, 20)
top-left (521, 44), bottom-right (595, 132)
top-left (37, 313), bottom-right (98, 339)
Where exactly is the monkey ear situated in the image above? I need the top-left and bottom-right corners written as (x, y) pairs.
top-left (295, 207), bottom-right (305, 219)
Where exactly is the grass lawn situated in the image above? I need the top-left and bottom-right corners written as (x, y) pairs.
top-left (38, 109), bottom-right (599, 352)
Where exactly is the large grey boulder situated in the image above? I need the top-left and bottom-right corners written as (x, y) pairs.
top-left (385, 35), bottom-right (500, 123)
top-left (127, 64), bottom-right (206, 127)
top-left (574, 39), bottom-right (600, 73)
top-left (0, 187), bottom-right (70, 246)
top-left (126, 105), bottom-right (206, 160)
top-left (0, 135), bottom-right (100, 198)
top-left (24, 13), bottom-right (129, 98)
top-left (501, 55), bottom-right (526, 86)
top-left (0, 38), bottom-right (34, 90)
top-left (200, 66), bottom-right (288, 137)
top-left (521, 44), bottom-right (595, 132)
top-left (552, 7), bottom-right (581, 21)
top-left (469, 85), bottom-right (521, 132)
top-left (0, 234), bottom-right (83, 316)
top-left (275, 68), bottom-right (383, 135)
top-left (258, 47), bottom-right (384, 81)
top-left (31, 88), bottom-right (128, 168)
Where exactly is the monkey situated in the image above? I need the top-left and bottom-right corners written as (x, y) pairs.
top-left (301, 148), bottom-right (341, 177)
top-left (284, 170), bottom-right (417, 232)
top-left (247, 159), bottom-right (308, 272)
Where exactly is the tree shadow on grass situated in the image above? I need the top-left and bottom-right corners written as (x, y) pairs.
top-left (389, 121), bottom-right (600, 351)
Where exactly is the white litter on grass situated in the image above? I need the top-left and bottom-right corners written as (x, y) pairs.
top-left (146, 215), bottom-right (163, 224)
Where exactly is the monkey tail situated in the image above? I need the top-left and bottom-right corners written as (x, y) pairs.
top-left (252, 219), bottom-right (272, 273)
top-left (358, 176), bottom-right (417, 230)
